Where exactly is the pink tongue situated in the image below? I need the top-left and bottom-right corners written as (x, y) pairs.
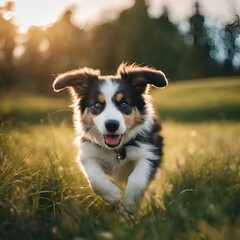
top-left (104, 135), bottom-right (121, 146)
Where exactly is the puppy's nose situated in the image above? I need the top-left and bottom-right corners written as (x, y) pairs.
top-left (105, 120), bottom-right (120, 133)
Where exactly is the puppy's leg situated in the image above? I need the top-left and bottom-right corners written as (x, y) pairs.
top-left (80, 159), bottom-right (121, 205)
top-left (122, 159), bottom-right (153, 214)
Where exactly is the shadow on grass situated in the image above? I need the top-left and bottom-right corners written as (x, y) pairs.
top-left (0, 110), bottom-right (72, 125)
top-left (159, 104), bottom-right (240, 122)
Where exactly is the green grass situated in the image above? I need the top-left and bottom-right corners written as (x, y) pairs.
top-left (0, 92), bottom-right (72, 124)
top-left (152, 77), bottom-right (240, 122)
top-left (0, 77), bottom-right (240, 239)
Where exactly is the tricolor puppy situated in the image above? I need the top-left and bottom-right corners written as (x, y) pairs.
top-left (53, 63), bottom-right (168, 213)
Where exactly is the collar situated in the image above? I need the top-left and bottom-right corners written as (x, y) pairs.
top-left (115, 137), bottom-right (137, 161)
top-left (115, 147), bottom-right (126, 161)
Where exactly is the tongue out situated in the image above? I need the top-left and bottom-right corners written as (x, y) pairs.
top-left (104, 135), bottom-right (122, 147)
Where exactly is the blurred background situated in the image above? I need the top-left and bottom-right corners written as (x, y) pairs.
top-left (0, 0), bottom-right (240, 94)
top-left (0, 2), bottom-right (240, 239)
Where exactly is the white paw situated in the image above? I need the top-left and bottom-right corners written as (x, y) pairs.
top-left (121, 189), bottom-right (143, 215)
top-left (100, 186), bottom-right (122, 205)
top-left (121, 203), bottom-right (137, 216)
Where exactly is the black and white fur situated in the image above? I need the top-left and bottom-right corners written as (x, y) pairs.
top-left (53, 63), bottom-right (168, 213)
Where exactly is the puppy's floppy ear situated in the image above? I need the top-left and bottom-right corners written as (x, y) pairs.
top-left (117, 63), bottom-right (168, 93)
top-left (52, 67), bottom-right (100, 95)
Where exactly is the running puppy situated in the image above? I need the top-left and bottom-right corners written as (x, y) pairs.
top-left (53, 63), bottom-right (168, 213)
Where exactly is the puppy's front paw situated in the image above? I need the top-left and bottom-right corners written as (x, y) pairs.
top-left (121, 203), bottom-right (137, 216)
top-left (100, 186), bottom-right (122, 205)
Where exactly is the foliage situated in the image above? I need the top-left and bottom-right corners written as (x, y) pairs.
top-left (0, 1), bottom-right (239, 93)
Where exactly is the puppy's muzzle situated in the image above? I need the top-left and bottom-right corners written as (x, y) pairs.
top-left (104, 120), bottom-right (122, 148)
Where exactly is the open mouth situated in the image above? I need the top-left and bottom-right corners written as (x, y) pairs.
top-left (103, 135), bottom-right (122, 148)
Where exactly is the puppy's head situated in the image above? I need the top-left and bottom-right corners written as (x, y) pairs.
top-left (53, 63), bottom-right (167, 149)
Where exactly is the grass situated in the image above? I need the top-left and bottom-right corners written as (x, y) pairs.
top-left (152, 77), bottom-right (240, 122)
top-left (0, 92), bottom-right (72, 124)
top-left (0, 77), bottom-right (240, 239)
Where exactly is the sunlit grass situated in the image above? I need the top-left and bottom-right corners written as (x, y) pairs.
top-left (159, 122), bottom-right (240, 240)
top-left (1, 120), bottom-right (240, 239)
top-left (162, 121), bottom-right (240, 171)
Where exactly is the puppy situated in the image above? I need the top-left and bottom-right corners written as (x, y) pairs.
top-left (53, 63), bottom-right (168, 213)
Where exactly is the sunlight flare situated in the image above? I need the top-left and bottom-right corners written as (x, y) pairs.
top-left (3, 0), bottom-right (65, 33)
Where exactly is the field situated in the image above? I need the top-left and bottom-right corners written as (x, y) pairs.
top-left (0, 77), bottom-right (240, 239)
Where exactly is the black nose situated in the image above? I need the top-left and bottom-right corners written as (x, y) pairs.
top-left (105, 120), bottom-right (120, 133)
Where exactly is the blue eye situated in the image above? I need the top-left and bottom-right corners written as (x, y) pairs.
top-left (93, 102), bottom-right (103, 109)
top-left (120, 101), bottom-right (129, 108)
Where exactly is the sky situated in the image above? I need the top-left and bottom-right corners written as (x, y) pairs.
top-left (0, 0), bottom-right (240, 33)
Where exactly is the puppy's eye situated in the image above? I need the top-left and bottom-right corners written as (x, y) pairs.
top-left (120, 101), bottom-right (129, 109)
top-left (93, 102), bottom-right (103, 109)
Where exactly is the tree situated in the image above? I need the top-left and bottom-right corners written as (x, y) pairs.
top-left (147, 8), bottom-right (187, 79)
top-left (15, 9), bottom-right (91, 91)
top-left (224, 15), bottom-right (240, 74)
top-left (45, 10), bottom-right (90, 74)
top-left (185, 2), bottom-right (221, 78)
top-left (90, 0), bottom-right (187, 79)
top-left (0, 1), bottom-right (17, 88)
